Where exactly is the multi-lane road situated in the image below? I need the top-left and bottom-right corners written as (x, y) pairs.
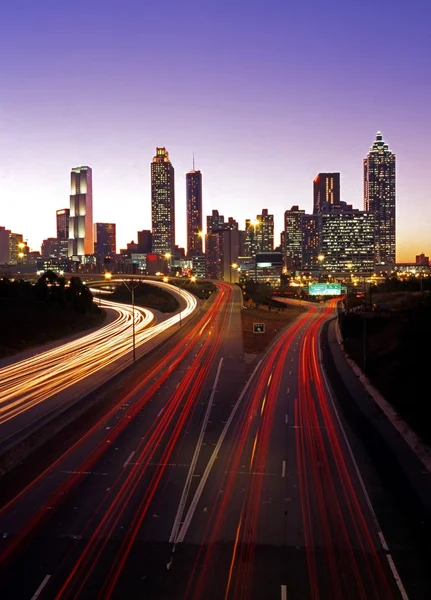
top-left (0, 282), bottom-right (196, 455)
top-left (0, 284), bottom-right (425, 598)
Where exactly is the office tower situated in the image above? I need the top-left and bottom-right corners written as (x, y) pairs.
top-left (416, 253), bottom-right (429, 266)
top-left (207, 209), bottom-right (225, 233)
top-left (95, 223), bottom-right (116, 257)
top-left (56, 208), bottom-right (70, 240)
top-left (205, 229), bottom-right (239, 282)
top-left (244, 220), bottom-right (258, 257)
top-left (320, 206), bottom-right (375, 273)
top-left (137, 230), bottom-right (153, 254)
top-left (186, 167), bottom-right (203, 256)
top-left (238, 229), bottom-right (246, 256)
top-left (313, 173), bottom-right (340, 215)
top-left (205, 233), bottom-right (222, 279)
top-left (151, 147), bottom-right (175, 255)
top-left (363, 132), bottom-right (396, 264)
top-left (283, 206), bottom-right (305, 271)
top-left (255, 209), bottom-right (274, 252)
top-left (41, 238), bottom-right (61, 259)
top-left (0, 227), bottom-right (10, 264)
top-left (244, 209), bottom-right (274, 257)
top-left (68, 166), bottom-right (93, 257)
top-left (225, 217), bottom-right (239, 231)
top-left (301, 214), bottom-right (319, 270)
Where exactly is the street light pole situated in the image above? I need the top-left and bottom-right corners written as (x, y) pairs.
top-left (131, 285), bottom-right (136, 362)
top-left (363, 276), bottom-right (367, 373)
top-left (121, 276), bottom-right (139, 363)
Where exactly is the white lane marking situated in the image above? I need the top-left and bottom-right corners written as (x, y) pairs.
top-left (175, 360), bottom-right (263, 544)
top-left (157, 407), bottom-right (164, 417)
top-left (386, 555), bottom-right (409, 600)
top-left (31, 575), bottom-right (51, 599)
top-left (318, 323), bottom-right (408, 596)
top-left (281, 460), bottom-right (286, 478)
top-left (169, 358), bottom-right (224, 544)
top-left (287, 387), bottom-right (290, 394)
top-left (123, 451), bottom-right (135, 468)
top-left (281, 584), bottom-right (287, 600)
top-left (378, 531), bottom-right (388, 550)
top-left (285, 414), bottom-right (288, 424)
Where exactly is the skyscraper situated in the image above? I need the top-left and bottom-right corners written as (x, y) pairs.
top-left (313, 173), bottom-right (340, 215)
top-left (151, 147), bottom-right (175, 255)
top-left (320, 206), bottom-right (375, 273)
top-left (363, 132), bottom-right (396, 264)
top-left (283, 206), bottom-right (305, 271)
top-left (207, 209), bottom-right (225, 233)
top-left (56, 208), bottom-right (70, 240)
top-left (255, 208), bottom-right (274, 252)
top-left (68, 166), bottom-right (93, 257)
top-left (186, 167), bottom-right (203, 256)
top-left (95, 223), bottom-right (116, 257)
top-left (137, 230), bottom-right (153, 254)
top-left (301, 214), bottom-right (319, 270)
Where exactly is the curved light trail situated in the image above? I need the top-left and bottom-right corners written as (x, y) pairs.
top-left (0, 281), bottom-right (197, 431)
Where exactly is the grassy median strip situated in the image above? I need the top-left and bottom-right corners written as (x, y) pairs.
top-left (241, 304), bottom-right (305, 354)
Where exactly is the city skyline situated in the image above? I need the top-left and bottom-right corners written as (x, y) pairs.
top-left (0, 1), bottom-right (430, 261)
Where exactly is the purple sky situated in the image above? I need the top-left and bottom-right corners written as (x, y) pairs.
top-left (1, 0), bottom-right (430, 261)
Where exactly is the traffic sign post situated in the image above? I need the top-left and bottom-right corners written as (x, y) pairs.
top-left (253, 323), bottom-right (265, 333)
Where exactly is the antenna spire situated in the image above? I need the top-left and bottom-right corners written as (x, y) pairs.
top-left (192, 152), bottom-right (195, 171)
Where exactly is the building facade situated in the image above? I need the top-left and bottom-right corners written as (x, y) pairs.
top-left (313, 173), bottom-right (340, 215)
top-left (95, 223), bottom-right (116, 258)
top-left (186, 168), bottom-right (203, 256)
top-left (205, 229), bottom-right (239, 282)
top-left (245, 209), bottom-right (274, 257)
top-left (151, 147), bottom-right (175, 255)
top-left (255, 208), bottom-right (274, 252)
top-left (68, 166), bottom-right (93, 257)
top-left (320, 207), bottom-right (375, 273)
top-left (137, 230), bottom-right (152, 254)
top-left (0, 227), bottom-right (10, 264)
top-left (207, 209), bottom-right (225, 233)
top-left (363, 132), bottom-right (396, 264)
top-left (283, 206), bottom-right (305, 272)
top-left (301, 214), bottom-right (319, 270)
top-left (56, 208), bottom-right (70, 240)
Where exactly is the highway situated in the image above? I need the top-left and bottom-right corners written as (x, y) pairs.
top-left (0, 289), bottom-right (419, 598)
top-left (0, 281), bottom-right (196, 450)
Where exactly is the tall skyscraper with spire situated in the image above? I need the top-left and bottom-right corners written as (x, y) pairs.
top-left (151, 147), bottom-right (175, 255)
top-left (186, 159), bottom-right (203, 256)
top-left (363, 132), bottom-right (396, 264)
top-left (68, 166), bottom-right (93, 257)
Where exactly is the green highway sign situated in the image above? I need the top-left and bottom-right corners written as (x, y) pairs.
top-left (253, 323), bottom-right (265, 333)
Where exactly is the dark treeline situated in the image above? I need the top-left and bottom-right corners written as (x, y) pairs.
top-left (0, 272), bottom-right (103, 357)
top-left (0, 271), bottom-right (94, 314)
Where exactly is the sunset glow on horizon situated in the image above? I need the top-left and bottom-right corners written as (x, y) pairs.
top-left (1, 0), bottom-right (429, 262)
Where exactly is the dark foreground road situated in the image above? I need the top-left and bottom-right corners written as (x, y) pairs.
top-left (0, 292), bottom-right (428, 599)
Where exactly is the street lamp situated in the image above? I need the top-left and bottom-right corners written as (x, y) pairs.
top-left (230, 262), bottom-right (238, 283)
top-left (164, 252), bottom-right (172, 273)
top-left (17, 242), bottom-right (25, 276)
top-left (318, 254), bottom-right (325, 282)
top-left (18, 252), bottom-right (24, 275)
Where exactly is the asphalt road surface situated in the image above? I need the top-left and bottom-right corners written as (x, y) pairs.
top-left (0, 289), bottom-right (427, 599)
